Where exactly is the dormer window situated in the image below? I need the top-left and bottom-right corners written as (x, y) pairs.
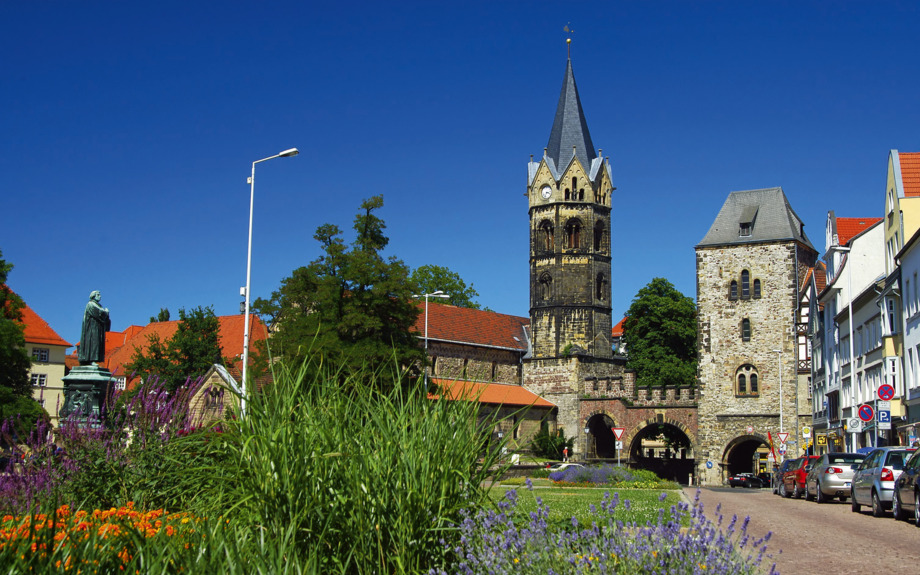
top-left (739, 206), bottom-right (758, 237)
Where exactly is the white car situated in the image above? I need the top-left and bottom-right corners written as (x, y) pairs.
top-left (546, 462), bottom-right (584, 471)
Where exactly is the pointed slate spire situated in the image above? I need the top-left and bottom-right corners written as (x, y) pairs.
top-left (546, 58), bottom-right (597, 173)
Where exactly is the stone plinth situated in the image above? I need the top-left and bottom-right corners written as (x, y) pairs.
top-left (60, 365), bottom-right (115, 424)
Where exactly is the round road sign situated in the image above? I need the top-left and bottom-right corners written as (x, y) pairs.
top-left (858, 404), bottom-right (875, 422)
top-left (878, 384), bottom-right (895, 401)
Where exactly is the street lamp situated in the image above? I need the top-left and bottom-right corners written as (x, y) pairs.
top-left (412, 290), bottom-right (449, 385)
top-left (241, 147), bottom-right (298, 415)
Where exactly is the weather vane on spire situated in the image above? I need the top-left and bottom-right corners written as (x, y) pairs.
top-left (564, 23), bottom-right (574, 57)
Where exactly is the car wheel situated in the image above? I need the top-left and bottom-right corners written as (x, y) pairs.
top-left (793, 483), bottom-right (801, 498)
top-left (872, 490), bottom-right (885, 518)
top-left (816, 485), bottom-right (826, 504)
top-left (805, 483), bottom-right (814, 501)
top-left (914, 491), bottom-right (920, 528)
top-left (893, 491), bottom-right (905, 521)
top-left (781, 481), bottom-right (790, 498)
top-left (851, 489), bottom-right (860, 512)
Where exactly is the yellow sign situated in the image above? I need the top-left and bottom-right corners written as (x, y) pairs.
top-left (816, 435), bottom-right (827, 446)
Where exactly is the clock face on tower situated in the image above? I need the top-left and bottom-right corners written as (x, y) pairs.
top-left (540, 185), bottom-right (552, 199)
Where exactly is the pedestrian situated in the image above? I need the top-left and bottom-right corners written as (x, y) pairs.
top-left (562, 446), bottom-right (569, 462)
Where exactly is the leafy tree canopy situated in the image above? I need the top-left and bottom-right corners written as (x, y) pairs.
top-left (149, 308), bottom-right (171, 322)
top-left (623, 277), bottom-right (697, 388)
top-left (409, 265), bottom-right (482, 309)
top-left (253, 196), bottom-right (424, 388)
top-left (0, 385), bottom-right (49, 433)
top-left (126, 306), bottom-right (224, 395)
top-left (0, 249), bottom-right (31, 398)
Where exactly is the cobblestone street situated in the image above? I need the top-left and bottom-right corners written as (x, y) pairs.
top-left (687, 487), bottom-right (920, 575)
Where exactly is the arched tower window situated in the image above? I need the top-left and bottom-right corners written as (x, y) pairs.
top-left (539, 220), bottom-right (554, 251)
top-left (735, 364), bottom-right (759, 397)
top-left (741, 270), bottom-right (751, 299)
top-left (595, 273), bottom-right (607, 301)
top-left (741, 318), bottom-right (751, 341)
top-left (539, 273), bottom-right (552, 301)
top-left (593, 220), bottom-right (606, 252)
top-left (753, 278), bottom-right (761, 299)
top-left (565, 220), bottom-right (582, 249)
top-left (729, 280), bottom-right (738, 300)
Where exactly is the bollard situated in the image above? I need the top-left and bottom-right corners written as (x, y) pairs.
top-left (689, 474), bottom-right (693, 486)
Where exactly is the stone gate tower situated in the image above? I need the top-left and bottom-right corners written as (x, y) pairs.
top-left (522, 53), bottom-right (620, 453)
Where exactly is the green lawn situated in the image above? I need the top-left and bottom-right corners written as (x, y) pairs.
top-left (490, 485), bottom-right (686, 528)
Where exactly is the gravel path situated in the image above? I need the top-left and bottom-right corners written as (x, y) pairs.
top-left (686, 486), bottom-right (920, 575)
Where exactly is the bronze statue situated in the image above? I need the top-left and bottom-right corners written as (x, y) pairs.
top-left (78, 290), bottom-right (111, 365)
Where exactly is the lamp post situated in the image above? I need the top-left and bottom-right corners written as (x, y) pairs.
top-left (412, 290), bottom-right (449, 386)
top-left (241, 148), bottom-right (298, 416)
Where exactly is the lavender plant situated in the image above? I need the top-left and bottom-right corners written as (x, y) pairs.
top-left (432, 481), bottom-right (776, 575)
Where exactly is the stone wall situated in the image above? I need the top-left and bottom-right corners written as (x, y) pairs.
top-left (428, 340), bottom-right (523, 384)
top-left (696, 241), bottom-right (806, 485)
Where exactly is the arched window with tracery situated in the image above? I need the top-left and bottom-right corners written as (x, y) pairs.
top-left (565, 220), bottom-right (582, 249)
top-left (735, 364), bottom-right (759, 397)
top-left (539, 220), bottom-right (554, 252)
top-left (593, 220), bottom-right (606, 253)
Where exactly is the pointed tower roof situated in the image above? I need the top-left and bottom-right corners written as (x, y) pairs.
top-left (546, 58), bottom-right (597, 173)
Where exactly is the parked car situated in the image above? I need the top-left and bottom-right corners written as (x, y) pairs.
top-left (892, 448), bottom-right (920, 526)
top-left (783, 455), bottom-right (819, 498)
top-left (727, 472), bottom-right (762, 488)
top-left (773, 458), bottom-right (797, 496)
top-left (756, 472), bottom-right (773, 486)
top-left (804, 452), bottom-right (865, 503)
top-left (851, 446), bottom-right (917, 517)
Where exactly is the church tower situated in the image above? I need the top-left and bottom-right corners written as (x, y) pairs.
top-left (522, 50), bottom-right (620, 451)
top-left (526, 55), bottom-right (614, 359)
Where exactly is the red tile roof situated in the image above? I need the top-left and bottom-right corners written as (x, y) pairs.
top-left (612, 317), bottom-right (626, 338)
top-left (104, 314), bottom-right (269, 380)
top-left (813, 262), bottom-right (827, 294)
top-left (20, 303), bottom-right (71, 348)
top-left (416, 303), bottom-right (528, 350)
top-left (900, 153), bottom-right (920, 198)
top-left (430, 378), bottom-right (556, 408)
top-left (836, 217), bottom-right (882, 246)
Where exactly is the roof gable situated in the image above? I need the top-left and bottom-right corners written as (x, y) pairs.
top-left (900, 153), bottom-right (920, 198)
top-left (836, 217), bottom-right (883, 246)
top-left (19, 302), bottom-right (71, 348)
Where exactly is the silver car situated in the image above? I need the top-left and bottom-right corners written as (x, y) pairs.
top-left (851, 447), bottom-right (917, 517)
top-left (804, 452), bottom-right (865, 503)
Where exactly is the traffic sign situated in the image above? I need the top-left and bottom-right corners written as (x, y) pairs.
top-left (615, 441), bottom-right (623, 450)
top-left (878, 400), bottom-right (891, 411)
top-left (878, 384), bottom-right (896, 401)
top-left (777, 432), bottom-right (789, 444)
top-left (802, 426), bottom-right (811, 438)
top-left (611, 427), bottom-right (625, 440)
top-left (746, 425), bottom-right (754, 434)
top-left (848, 418), bottom-right (863, 432)
top-left (858, 404), bottom-right (875, 422)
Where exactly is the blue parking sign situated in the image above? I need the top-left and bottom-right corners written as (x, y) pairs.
top-left (878, 411), bottom-right (891, 423)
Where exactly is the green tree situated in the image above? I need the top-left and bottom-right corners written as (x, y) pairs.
top-left (149, 308), bottom-right (171, 322)
top-left (623, 277), bottom-right (697, 388)
top-left (254, 196), bottom-right (424, 386)
top-left (0, 386), bottom-right (49, 432)
top-left (0, 250), bottom-right (31, 398)
top-left (409, 264), bottom-right (482, 309)
top-left (126, 306), bottom-right (224, 394)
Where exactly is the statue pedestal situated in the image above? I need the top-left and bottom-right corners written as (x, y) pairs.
top-left (61, 365), bottom-right (116, 425)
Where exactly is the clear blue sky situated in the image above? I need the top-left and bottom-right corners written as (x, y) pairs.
top-left (2, 1), bottom-right (919, 348)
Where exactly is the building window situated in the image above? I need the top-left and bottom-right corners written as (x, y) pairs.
top-left (30, 373), bottom-right (47, 387)
top-left (753, 279), bottom-right (761, 299)
top-left (539, 273), bottom-right (552, 300)
top-left (741, 270), bottom-right (751, 299)
top-left (115, 377), bottom-right (126, 391)
top-left (539, 220), bottom-right (554, 251)
top-left (741, 318), bottom-right (751, 341)
top-left (564, 220), bottom-right (581, 249)
top-left (735, 364), bottom-right (759, 397)
top-left (739, 222), bottom-right (752, 237)
top-left (31, 348), bottom-right (50, 362)
top-left (729, 280), bottom-right (738, 300)
top-left (596, 273), bottom-right (607, 301)
top-left (593, 221), bottom-right (606, 253)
